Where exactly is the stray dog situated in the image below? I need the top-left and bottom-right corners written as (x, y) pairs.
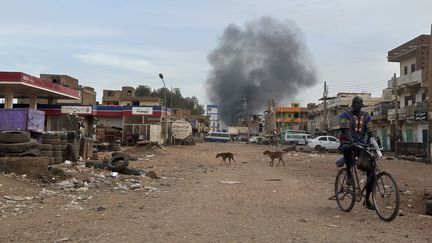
top-left (216, 152), bottom-right (236, 166)
top-left (263, 150), bottom-right (285, 167)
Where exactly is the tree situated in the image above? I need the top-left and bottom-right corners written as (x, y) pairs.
top-left (135, 85), bottom-right (204, 115)
top-left (135, 85), bottom-right (152, 97)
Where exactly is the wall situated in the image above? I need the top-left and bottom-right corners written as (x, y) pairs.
top-left (150, 124), bottom-right (164, 144)
top-left (399, 56), bottom-right (417, 75)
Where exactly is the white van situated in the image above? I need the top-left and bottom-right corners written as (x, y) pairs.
top-left (284, 133), bottom-right (311, 145)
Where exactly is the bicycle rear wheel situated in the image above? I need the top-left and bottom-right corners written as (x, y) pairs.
top-left (373, 171), bottom-right (400, 222)
top-left (335, 168), bottom-right (356, 212)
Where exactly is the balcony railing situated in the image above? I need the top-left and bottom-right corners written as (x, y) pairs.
top-left (388, 108), bottom-right (406, 120)
top-left (387, 70), bottom-right (422, 88)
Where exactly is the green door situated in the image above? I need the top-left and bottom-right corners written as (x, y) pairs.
top-left (423, 129), bottom-right (428, 150)
top-left (406, 129), bottom-right (413, 142)
top-left (382, 129), bottom-right (388, 150)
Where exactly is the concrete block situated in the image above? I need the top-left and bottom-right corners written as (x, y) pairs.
top-left (0, 156), bottom-right (49, 177)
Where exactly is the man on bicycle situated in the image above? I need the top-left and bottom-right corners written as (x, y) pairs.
top-left (339, 96), bottom-right (376, 210)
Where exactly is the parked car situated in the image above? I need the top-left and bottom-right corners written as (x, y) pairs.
top-left (307, 136), bottom-right (340, 150)
top-left (248, 136), bottom-right (265, 144)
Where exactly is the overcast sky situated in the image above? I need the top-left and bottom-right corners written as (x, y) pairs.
top-left (1, 0), bottom-right (431, 108)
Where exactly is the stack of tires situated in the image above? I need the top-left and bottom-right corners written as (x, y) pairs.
top-left (0, 130), bottom-right (41, 156)
top-left (41, 133), bottom-right (65, 164)
top-left (109, 141), bottom-right (121, 151)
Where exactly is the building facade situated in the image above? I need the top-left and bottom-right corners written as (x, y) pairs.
top-left (308, 93), bottom-right (384, 137)
top-left (275, 103), bottom-right (308, 132)
top-left (102, 87), bottom-right (161, 107)
top-left (386, 34), bottom-right (431, 153)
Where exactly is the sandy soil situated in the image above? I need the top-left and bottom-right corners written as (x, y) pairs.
top-left (0, 142), bottom-right (431, 242)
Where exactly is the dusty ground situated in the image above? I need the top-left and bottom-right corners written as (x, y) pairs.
top-left (1, 142), bottom-right (432, 242)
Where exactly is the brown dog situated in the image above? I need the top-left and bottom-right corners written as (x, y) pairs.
top-left (263, 150), bottom-right (285, 167)
top-left (216, 152), bottom-right (236, 166)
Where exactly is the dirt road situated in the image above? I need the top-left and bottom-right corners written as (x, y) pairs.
top-left (1, 142), bottom-right (432, 242)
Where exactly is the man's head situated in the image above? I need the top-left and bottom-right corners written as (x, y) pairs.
top-left (351, 96), bottom-right (363, 114)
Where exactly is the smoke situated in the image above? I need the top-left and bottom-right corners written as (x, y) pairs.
top-left (206, 17), bottom-right (317, 124)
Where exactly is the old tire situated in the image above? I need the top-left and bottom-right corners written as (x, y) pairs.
top-left (0, 131), bottom-right (31, 143)
top-left (107, 154), bottom-right (129, 172)
top-left (42, 138), bottom-right (61, 145)
top-left (41, 150), bottom-right (53, 157)
top-left (40, 143), bottom-right (53, 150)
top-left (0, 140), bottom-right (40, 153)
top-left (51, 145), bottom-right (63, 151)
top-left (18, 149), bottom-right (42, 157)
top-left (52, 151), bottom-right (62, 157)
top-left (111, 152), bottom-right (138, 161)
top-left (42, 133), bottom-right (61, 139)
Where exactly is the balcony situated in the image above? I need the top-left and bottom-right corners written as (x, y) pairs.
top-left (372, 114), bottom-right (388, 121)
top-left (387, 70), bottom-right (422, 88)
top-left (388, 108), bottom-right (406, 120)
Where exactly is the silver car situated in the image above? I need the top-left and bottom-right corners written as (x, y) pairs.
top-left (307, 136), bottom-right (340, 150)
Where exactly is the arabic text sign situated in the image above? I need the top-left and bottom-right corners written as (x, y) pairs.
top-left (171, 121), bottom-right (192, 139)
top-left (132, 107), bottom-right (153, 115)
top-left (61, 106), bottom-right (92, 114)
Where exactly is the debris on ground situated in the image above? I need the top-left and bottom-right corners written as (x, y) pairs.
top-left (219, 180), bottom-right (243, 185)
top-left (145, 170), bottom-right (160, 179)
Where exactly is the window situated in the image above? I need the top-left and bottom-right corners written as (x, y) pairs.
top-left (318, 137), bottom-right (327, 141)
top-left (107, 91), bottom-right (115, 97)
top-left (411, 63), bottom-right (416, 73)
top-left (328, 137), bottom-right (338, 142)
top-left (404, 66), bottom-right (408, 75)
top-left (404, 95), bottom-right (414, 106)
top-left (127, 90), bottom-right (132, 96)
top-left (406, 129), bottom-right (413, 142)
top-left (422, 92), bottom-right (426, 101)
top-left (52, 78), bottom-right (61, 84)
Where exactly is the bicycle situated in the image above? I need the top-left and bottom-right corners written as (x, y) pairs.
top-left (334, 142), bottom-right (400, 222)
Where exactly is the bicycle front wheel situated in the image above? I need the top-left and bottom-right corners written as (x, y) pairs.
top-left (335, 168), bottom-right (356, 212)
top-left (373, 171), bottom-right (400, 222)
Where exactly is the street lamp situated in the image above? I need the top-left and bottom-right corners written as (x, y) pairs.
top-left (158, 73), bottom-right (167, 114)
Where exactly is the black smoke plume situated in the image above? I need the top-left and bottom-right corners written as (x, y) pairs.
top-left (206, 17), bottom-right (317, 124)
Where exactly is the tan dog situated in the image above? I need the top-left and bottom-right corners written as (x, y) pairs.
top-left (216, 152), bottom-right (236, 166)
top-left (263, 150), bottom-right (285, 167)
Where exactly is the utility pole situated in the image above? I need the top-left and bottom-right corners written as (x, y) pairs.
top-left (170, 86), bottom-right (173, 112)
top-left (322, 81), bottom-right (328, 134)
top-left (427, 24), bottom-right (432, 164)
top-left (393, 73), bottom-right (399, 155)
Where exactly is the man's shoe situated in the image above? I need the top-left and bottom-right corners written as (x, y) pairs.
top-left (363, 200), bottom-right (375, 210)
top-left (346, 174), bottom-right (354, 186)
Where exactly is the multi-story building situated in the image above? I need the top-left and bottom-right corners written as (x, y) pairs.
top-left (102, 86), bottom-right (161, 106)
top-left (275, 103), bottom-right (308, 131)
top-left (387, 34), bottom-right (431, 150)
